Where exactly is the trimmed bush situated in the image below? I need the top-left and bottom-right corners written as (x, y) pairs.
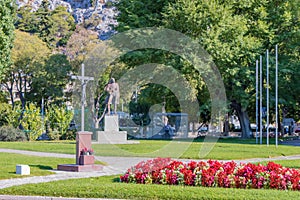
top-left (0, 126), bottom-right (27, 141)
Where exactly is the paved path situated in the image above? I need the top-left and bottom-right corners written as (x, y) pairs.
top-left (1, 148), bottom-right (300, 199)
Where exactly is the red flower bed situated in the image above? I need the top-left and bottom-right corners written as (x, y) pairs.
top-left (120, 157), bottom-right (300, 191)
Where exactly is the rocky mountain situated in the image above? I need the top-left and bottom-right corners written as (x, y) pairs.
top-left (15, 0), bottom-right (118, 40)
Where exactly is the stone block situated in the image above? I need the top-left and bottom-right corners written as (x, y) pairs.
top-left (104, 115), bottom-right (119, 132)
top-left (76, 131), bottom-right (93, 165)
top-left (96, 130), bottom-right (128, 144)
top-left (57, 164), bottom-right (103, 172)
top-left (79, 155), bottom-right (94, 165)
top-left (16, 164), bottom-right (30, 175)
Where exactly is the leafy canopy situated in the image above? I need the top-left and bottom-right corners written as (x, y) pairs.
top-left (0, 0), bottom-right (16, 81)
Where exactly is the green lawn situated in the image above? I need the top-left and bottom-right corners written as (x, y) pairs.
top-left (1, 175), bottom-right (300, 200)
top-left (1, 138), bottom-right (300, 160)
top-left (258, 159), bottom-right (300, 169)
top-left (0, 152), bottom-right (76, 180)
top-left (1, 140), bottom-right (300, 199)
top-left (0, 141), bottom-right (76, 154)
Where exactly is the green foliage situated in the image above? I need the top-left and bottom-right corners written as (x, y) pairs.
top-left (28, 54), bottom-right (73, 104)
top-left (60, 129), bottom-right (76, 140)
top-left (0, 103), bottom-right (20, 128)
top-left (15, 6), bottom-right (38, 33)
top-left (46, 129), bottom-right (60, 140)
top-left (115, 0), bottom-right (173, 31)
top-left (0, 0), bottom-right (16, 81)
top-left (16, 2), bottom-right (75, 48)
top-left (0, 126), bottom-right (27, 141)
top-left (21, 103), bottom-right (43, 141)
top-left (47, 6), bottom-right (76, 47)
top-left (11, 30), bottom-right (50, 67)
top-left (0, 90), bottom-right (9, 103)
top-left (2, 30), bottom-right (51, 108)
top-left (115, 0), bottom-right (300, 137)
top-left (2, 31), bottom-right (73, 111)
top-left (46, 104), bottom-right (74, 140)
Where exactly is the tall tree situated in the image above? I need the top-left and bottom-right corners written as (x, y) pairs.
top-left (16, 1), bottom-right (75, 49)
top-left (1, 30), bottom-right (50, 109)
top-left (28, 54), bottom-right (73, 105)
top-left (115, 0), bottom-right (300, 138)
top-left (65, 25), bottom-right (99, 69)
top-left (0, 0), bottom-right (16, 81)
top-left (115, 0), bottom-right (174, 32)
top-left (49, 6), bottom-right (75, 48)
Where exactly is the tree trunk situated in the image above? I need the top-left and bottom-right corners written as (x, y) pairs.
top-left (231, 101), bottom-right (251, 139)
top-left (93, 94), bottom-right (106, 129)
top-left (6, 85), bottom-right (14, 109)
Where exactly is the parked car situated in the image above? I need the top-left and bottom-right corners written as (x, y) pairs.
top-left (197, 125), bottom-right (208, 133)
top-left (295, 126), bottom-right (300, 133)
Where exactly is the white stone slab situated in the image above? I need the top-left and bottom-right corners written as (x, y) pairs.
top-left (96, 131), bottom-right (126, 144)
top-left (104, 115), bottom-right (119, 132)
top-left (95, 131), bottom-right (139, 144)
top-left (16, 164), bottom-right (30, 175)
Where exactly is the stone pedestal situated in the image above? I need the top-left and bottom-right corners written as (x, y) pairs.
top-left (57, 131), bottom-right (102, 172)
top-left (97, 130), bottom-right (128, 144)
top-left (79, 155), bottom-right (94, 165)
top-left (75, 131), bottom-right (93, 165)
top-left (104, 115), bottom-right (119, 131)
top-left (94, 115), bottom-right (139, 144)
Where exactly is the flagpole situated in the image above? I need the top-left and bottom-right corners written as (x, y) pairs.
top-left (256, 60), bottom-right (259, 144)
top-left (275, 45), bottom-right (278, 147)
top-left (260, 55), bottom-right (263, 145)
top-left (266, 50), bottom-right (269, 146)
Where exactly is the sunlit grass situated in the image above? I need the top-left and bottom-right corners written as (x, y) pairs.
top-left (1, 175), bottom-right (300, 200)
top-left (1, 138), bottom-right (300, 160)
top-left (0, 152), bottom-right (75, 180)
top-left (1, 140), bottom-right (300, 199)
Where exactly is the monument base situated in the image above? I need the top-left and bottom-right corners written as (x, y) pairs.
top-left (95, 131), bottom-right (139, 144)
top-left (57, 164), bottom-right (103, 172)
top-left (57, 131), bottom-right (103, 172)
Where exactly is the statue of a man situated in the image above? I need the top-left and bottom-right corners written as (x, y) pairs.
top-left (105, 78), bottom-right (120, 115)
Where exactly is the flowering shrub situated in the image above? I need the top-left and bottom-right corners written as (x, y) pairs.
top-left (81, 147), bottom-right (94, 155)
top-left (120, 157), bottom-right (300, 191)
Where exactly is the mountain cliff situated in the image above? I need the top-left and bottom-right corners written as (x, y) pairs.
top-left (16, 0), bottom-right (118, 40)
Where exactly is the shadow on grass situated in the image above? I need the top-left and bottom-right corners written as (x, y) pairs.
top-left (193, 136), bottom-right (264, 145)
top-left (29, 164), bottom-right (53, 170)
top-left (113, 177), bottom-right (121, 183)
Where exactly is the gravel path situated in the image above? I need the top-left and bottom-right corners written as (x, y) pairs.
top-left (1, 148), bottom-right (300, 199)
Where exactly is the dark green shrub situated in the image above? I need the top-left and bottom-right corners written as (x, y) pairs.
top-left (0, 126), bottom-right (27, 141)
top-left (47, 129), bottom-right (60, 140)
top-left (60, 129), bottom-right (76, 140)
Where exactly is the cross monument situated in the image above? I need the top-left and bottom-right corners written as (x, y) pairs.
top-left (71, 63), bottom-right (94, 131)
top-left (58, 63), bottom-right (102, 171)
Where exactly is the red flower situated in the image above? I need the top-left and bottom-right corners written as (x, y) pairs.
top-left (120, 158), bottom-right (300, 191)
